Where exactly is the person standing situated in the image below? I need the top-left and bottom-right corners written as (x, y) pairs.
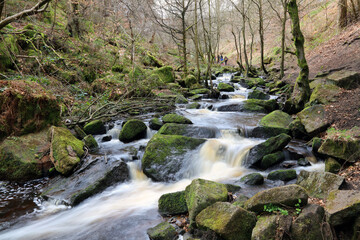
top-left (220, 55), bottom-right (223, 65)
top-left (224, 56), bottom-right (228, 65)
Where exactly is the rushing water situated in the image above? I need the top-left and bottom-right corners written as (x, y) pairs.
top-left (0, 73), bottom-right (324, 240)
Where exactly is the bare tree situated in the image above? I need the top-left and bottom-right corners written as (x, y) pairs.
top-left (338, 0), bottom-right (348, 28)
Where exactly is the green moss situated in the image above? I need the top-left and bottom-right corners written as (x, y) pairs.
top-left (152, 66), bottom-right (175, 83)
top-left (248, 89), bottom-right (270, 100)
top-left (309, 84), bottom-right (340, 105)
top-left (242, 99), bottom-right (278, 113)
top-left (158, 191), bottom-right (188, 216)
top-left (83, 120), bottom-right (106, 135)
top-left (312, 137), bottom-right (323, 152)
top-left (119, 119), bottom-right (147, 143)
top-left (217, 83), bottom-right (234, 92)
top-left (83, 135), bottom-right (98, 150)
top-left (244, 77), bottom-right (266, 88)
top-left (190, 88), bottom-right (210, 95)
top-left (186, 102), bottom-right (200, 109)
top-left (325, 158), bottom-right (341, 173)
top-left (74, 125), bottom-right (87, 139)
top-left (240, 173), bottom-right (264, 185)
top-left (175, 94), bottom-right (188, 104)
top-left (147, 222), bottom-right (177, 240)
top-left (0, 34), bottom-right (18, 71)
top-left (267, 169), bottom-right (297, 181)
top-left (162, 113), bottom-right (192, 124)
top-left (185, 74), bottom-right (197, 88)
top-left (149, 118), bottom-right (163, 130)
top-left (261, 151), bottom-right (285, 169)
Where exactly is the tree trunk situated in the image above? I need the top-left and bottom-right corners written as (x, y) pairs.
top-left (338, 0), bottom-right (348, 28)
top-left (285, 0), bottom-right (310, 113)
top-left (207, 0), bottom-right (213, 89)
top-left (280, 1), bottom-right (287, 79)
top-left (181, 0), bottom-right (188, 76)
top-left (194, 0), bottom-right (200, 83)
top-left (242, 1), bottom-right (249, 77)
top-left (258, 0), bottom-right (268, 74)
top-left (67, 0), bottom-right (81, 38)
top-left (0, 0), bottom-right (5, 20)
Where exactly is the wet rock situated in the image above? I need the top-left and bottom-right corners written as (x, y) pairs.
top-left (175, 94), bottom-right (188, 104)
top-left (184, 75), bottom-right (197, 88)
top-left (288, 118), bottom-right (309, 140)
top-left (74, 125), bottom-right (87, 139)
top-left (225, 184), bottom-right (241, 193)
top-left (248, 89), bottom-right (270, 100)
top-left (186, 102), bottom-right (201, 109)
top-left (42, 155), bottom-right (130, 206)
top-left (252, 215), bottom-right (292, 240)
top-left (240, 77), bottom-right (266, 88)
top-left (233, 194), bottom-right (249, 208)
top-left (296, 171), bottom-right (344, 198)
top-left (217, 83), bottom-right (234, 92)
top-left (158, 191), bottom-right (188, 216)
top-left (244, 133), bottom-right (291, 167)
top-left (185, 179), bottom-right (228, 226)
top-left (147, 222), bottom-right (177, 240)
top-left (267, 169), bottom-right (297, 181)
top-left (325, 190), bottom-right (360, 226)
top-left (119, 119), bottom-right (147, 143)
top-left (297, 105), bottom-right (330, 136)
top-left (244, 184), bottom-right (308, 213)
top-left (252, 110), bottom-right (292, 138)
top-left (149, 118), bottom-right (163, 130)
top-left (83, 120), bottom-right (106, 135)
top-left (220, 94), bottom-right (229, 99)
top-left (195, 202), bottom-right (256, 240)
top-left (291, 204), bottom-right (329, 240)
top-left (352, 217), bottom-right (360, 240)
top-left (50, 126), bottom-right (85, 175)
top-left (325, 158), bottom-right (341, 173)
top-left (309, 83), bottom-right (340, 105)
top-left (312, 137), bottom-right (323, 153)
top-left (189, 94), bottom-right (202, 101)
top-left (158, 123), bottom-right (218, 138)
top-left (101, 135), bottom-right (112, 142)
top-left (217, 99), bottom-right (278, 113)
top-left (326, 70), bottom-right (360, 89)
top-left (240, 173), bottom-right (264, 185)
top-left (142, 135), bottom-right (205, 181)
top-left (83, 134), bottom-right (98, 150)
top-left (0, 129), bottom-right (52, 181)
top-left (297, 158), bottom-right (310, 166)
top-left (190, 88), bottom-right (210, 95)
top-left (162, 113), bottom-right (192, 124)
top-left (260, 151), bottom-right (285, 169)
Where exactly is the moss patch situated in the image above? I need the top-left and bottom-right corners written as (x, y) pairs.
top-left (119, 119), bottom-right (147, 143)
top-left (158, 191), bottom-right (188, 216)
top-left (162, 113), bottom-right (192, 124)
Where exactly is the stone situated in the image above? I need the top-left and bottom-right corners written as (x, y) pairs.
top-left (326, 70), bottom-right (360, 89)
top-left (158, 191), bottom-right (188, 216)
top-left (50, 126), bottom-right (85, 176)
top-left (244, 133), bottom-right (291, 167)
top-left (83, 120), bottom-right (106, 135)
top-left (83, 134), bottom-right (98, 150)
top-left (252, 215), bottom-right (292, 240)
top-left (248, 89), bottom-right (270, 100)
top-left (217, 99), bottom-right (278, 113)
top-left (162, 113), bottom-right (192, 124)
top-left (147, 222), bottom-right (177, 240)
top-left (152, 66), bottom-right (175, 83)
top-left (232, 194), bottom-right (249, 208)
top-left (297, 105), bottom-right (330, 135)
top-left (309, 83), bottom-right (340, 105)
top-left (119, 119), bottom-right (147, 143)
top-left (142, 135), bottom-right (205, 181)
top-left (74, 125), bottom-right (87, 139)
top-left (175, 95), bottom-right (188, 104)
top-left (240, 77), bottom-right (266, 88)
top-left (190, 88), bottom-right (210, 95)
top-left (244, 184), bottom-right (308, 213)
top-left (267, 169), bottom-right (297, 181)
top-left (184, 75), bottom-right (197, 88)
top-left (239, 173), bottom-right (264, 185)
top-left (325, 190), bottom-right (360, 226)
top-left (149, 118), bottom-right (163, 130)
top-left (42, 155), bottom-right (129, 206)
top-left (296, 171), bottom-right (344, 198)
top-left (157, 123), bottom-right (217, 138)
top-left (189, 94), bottom-right (202, 101)
top-left (102, 135), bottom-right (112, 142)
top-left (186, 102), bottom-right (201, 109)
top-left (254, 110), bottom-right (292, 138)
top-left (195, 202), bottom-right (257, 240)
top-left (312, 137), bottom-right (323, 153)
top-left (185, 179), bottom-right (228, 225)
top-left (325, 158), bottom-right (341, 173)
top-left (289, 118), bottom-right (309, 140)
top-left (260, 151), bottom-right (285, 169)
top-left (217, 83), bottom-right (234, 92)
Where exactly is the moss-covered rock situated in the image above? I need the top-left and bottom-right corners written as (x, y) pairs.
top-left (158, 191), bottom-right (188, 216)
top-left (239, 173), bottom-right (264, 185)
top-left (149, 118), bottom-right (163, 130)
top-left (325, 190), bottom-right (360, 226)
top-left (296, 171), bottom-right (344, 199)
top-left (142, 52), bottom-right (163, 68)
top-left (325, 158), bottom-right (341, 173)
top-left (185, 179), bottom-right (228, 226)
top-left (260, 151), bottom-right (285, 169)
top-left (0, 35), bottom-right (18, 71)
top-left (74, 125), bottom-right (87, 139)
top-left (152, 66), bottom-right (175, 83)
top-left (241, 77), bottom-right (266, 88)
top-left (195, 202), bottom-right (257, 240)
top-left (326, 70), bottom-right (360, 89)
top-left (189, 94), bottom-right (202, 101)
top-left (158, 123), bottom-right (217, 138)
top-left (289, 118), bottom-right (308, 140)
top-left (162, 113), bottom-right (192, 124)
top-left (0, 129), bottom-right (51, 181)
top-left (309, 83), bottom-right (340, 105)
top-left (248, 89), bottom-right (270, 100)
top-left (186, 102), bottom-right (201, 109)
top-left (147, 222), bottom-right (177, 240)
top-left (217, 83), bottom-right (234, 92)
top-left (0, 80), bottom-right (60, 140)
top-left (189, 88), bottom-right (210, 95)
top-left (244, 184), bottom-right (308, 213)
top-left (267, 169), bottom-right (297, 181)
top-left (312, 137), bottom-right (323, 153)
top-left (142, 135), bottom-right (205, 181)
top-left (232, 194), bottom-right (249, 208)
top-left (252, 215), bottom-right (292, 240)
top-left (244, 133), bottom-right (291, 167)
top-left (50, 126), bottom-right (85, 175)
top-left (253, 110), bottom-right (292, 138)
top-left (175, 94), bottom-right (188, 104)
top-left (242, 99), bottom-right (278, 113)
top-left (83, 134), bottom-right (98, 150)
top-left (119, 119), bottom-right (147, 143)
top-left (297, 105), bottom-right (330, 135)
top-left (185, 75), bottom-right (197, 88)
top-left (83, 120), bottom-right (106, 135)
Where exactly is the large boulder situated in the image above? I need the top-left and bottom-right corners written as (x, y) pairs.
top-left (152, 66), bottom-right (175, 83)
top-left (244, 184), bottom-right (308, 213)
top-left (217, 99), bottom-right (278, 113)
top-left (185, 179), bottom-right (228, 225)
top-left (297, 105), bottom-right (330, 135)
top-left (162, 113), bottom-right (192, 124)
top-left (239, 173), bottom-right (264, 185)
top-left (195, 202), bottom-right (257, 240)
top-left (252, 110), bottom-right (292, 138)
top-left (158, 191), bottom-right (188, 216)
top-left (326, 70), bottom-right (360, 89)
top-left (325, 190), bottom-right (360, 226)
top-left (296, 171), bottom-right (344, 199)
top-left (252, 215), bottom-right (292, 240)
top-left (83, 134), bottom-right (98, 150)
top-left (175, 94), bottom-right (188, 104)
top-left (325, 158), bottom-right (341, 173)
top-left (267, 169), bottom-right (297, 181)
top-left (147, 222), bottom-right (177, 240)
top-left (240, 77), bottom-right (266, 88)
top-left (119, 119), bottom-right (147, 143)
top-left (248, 89), bottom-right (270, 100)
top-left (217, 83), bottom-right (234, 92)
top-left (308, 83), bottom-right (340, 105)
top-left (158, 123), bottom-right (217, 138)
top-left (149, 118), bottom-right (163, 130)
top-left (42, 155), bottom-right (130, 206)
top-left (184, 75), bottom-right (197, 88)
top-left (0, 80), bottom-right (60, 140)
top-left (83, 120), bottom-right (106, 135)
top-left (0, 129), bottom-right (52, 181)
top-left (141, 135), bottom-right (205, 181)
top-left (189, 88), bottom-right (211, 95)
top-left (260, 151), bottom-right (285, 169)
top-left (244, 133), bottom-right (291, 167)
top-left (50, 126), bottom-right (85, 175)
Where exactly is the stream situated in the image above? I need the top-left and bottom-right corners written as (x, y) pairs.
top-left (0, 73), bottom-right (324, 240)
